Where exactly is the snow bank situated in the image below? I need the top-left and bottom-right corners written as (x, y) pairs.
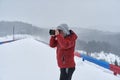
top-left (0, 38), bottom-right (119, 80)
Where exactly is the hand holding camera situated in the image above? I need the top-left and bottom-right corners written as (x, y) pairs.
top-left (49, 29), bottom-right (60, 36)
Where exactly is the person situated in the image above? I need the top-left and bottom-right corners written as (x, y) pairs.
top-left (49, 24), bottom-right (77, 80)
top-left (114, 60), bottom-right (118, 66)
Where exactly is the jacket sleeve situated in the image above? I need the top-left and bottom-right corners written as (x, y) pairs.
top-left (56, 33), bottom-right (77, 49)
top-left (49, 36), bottom-right (57, 48)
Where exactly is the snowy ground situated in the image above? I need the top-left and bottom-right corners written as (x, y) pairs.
top-left (0, 38), bottom-right (120, 80)
top-left (77, 50), bottom-right (120, 66)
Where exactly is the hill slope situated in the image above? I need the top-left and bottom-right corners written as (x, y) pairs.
top-left (0, 38), bottom-right (119, 80)
top-left (1, 21), bottom-right (120, 56)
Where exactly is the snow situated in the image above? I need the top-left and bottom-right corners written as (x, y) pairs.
top-left (77, 50), bottom-right (120, 66)
top-left (0, 38), bottom-right (120, 80)
top-left (91, 51), bottom-right (120, 66)
top-left (0, 35), bottom-right (32, 41)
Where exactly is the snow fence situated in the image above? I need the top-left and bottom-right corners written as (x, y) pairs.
top-left (74, 52), bottom-right (120, 76)
top-left (0, 40), bottom-right (15, 44)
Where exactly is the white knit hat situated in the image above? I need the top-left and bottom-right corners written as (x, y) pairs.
top-left (57, 24), bottom-right (70, 36)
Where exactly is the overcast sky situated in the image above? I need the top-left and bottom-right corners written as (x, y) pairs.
top-left (0, 0), bottom-right (120, 32)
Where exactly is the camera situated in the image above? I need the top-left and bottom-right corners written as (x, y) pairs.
top-left (49, 29), bottom-right (55, 35)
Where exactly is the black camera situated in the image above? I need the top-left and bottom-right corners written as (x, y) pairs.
top-left (49, 29), bottom-right (55, 35)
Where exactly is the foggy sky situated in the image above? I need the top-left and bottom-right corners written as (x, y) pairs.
top-left (0, 0), bottom-right (120, 32)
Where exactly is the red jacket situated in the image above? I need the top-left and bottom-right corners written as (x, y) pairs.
top-left (49, 30), bottom-right (77, 68)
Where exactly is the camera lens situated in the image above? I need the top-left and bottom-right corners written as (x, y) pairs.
top-left (49, 29), bottom-right (55, 35)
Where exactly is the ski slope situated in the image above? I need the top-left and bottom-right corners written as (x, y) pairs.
top-left (0, 38), bottom-right (119, 80)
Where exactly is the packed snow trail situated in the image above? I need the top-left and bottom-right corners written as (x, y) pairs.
top-left (0, 38), bottom-right (119, 80)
